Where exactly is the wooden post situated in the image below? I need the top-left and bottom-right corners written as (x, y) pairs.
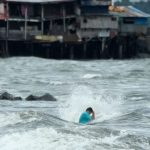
top-left (6, 2), bottom-right (9, 39)
top-left (24, 4), bottom-right (28, 40)
top-left (49, 20), bottom-right (53, 33)
top-left (60, 43), bottom-right (63, 58)
top-left (5, 2), bottom-right (9, 57)
top-left (62, 5), bottom-right (66, 32)
top-left (70, 45), bottom-right (74, 59)
top-left (102, 38), bottom-right (105, 53)
top-left (83, 42), bottom-right (86, 59)
top-left (41, 4), bottom-right (44, 35)
top-left (119, 45), bottom-right (123, 59)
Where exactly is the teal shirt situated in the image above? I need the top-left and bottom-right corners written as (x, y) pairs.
top-left (79, 112), bottom-right (92, 124)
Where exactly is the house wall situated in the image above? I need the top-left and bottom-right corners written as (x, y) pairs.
top-left (44, 3), bottom-right (75, 18)
top-left (120, 17), bottom-right (149, 34)
top-left (79, 29), bottom-right (100, 38)
top-left (8, 3), bottom-right (41, 18)
top-left (44, 4), bottom-right (62, 18)
top-left (148, 27), bottom-right (150, 35)
top-left (78, 28), bottom-right (115, 38)
top-left (0, 3), bottom-right (6, 20)
top-left (80, 16), bottom-right (118, 29)
top-left (81, 0), bottom-right (111, 6)
top-left (147, 18), bottom-right (150, 35)
top-left (81, 5), bottom-right (108, 15)
top-left (0, 3), bottom-right (4, 14)
top-left (146, 36), bottom-right (150, 52)
top-left (120, 24), bottom-right (147, 34)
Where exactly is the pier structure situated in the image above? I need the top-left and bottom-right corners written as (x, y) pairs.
top-left (0, 0), bottom-right (78, 58)
top-left (0, 0), bottom-right (149, 59)
top-left (77, 0), bottom-right (118, 59)
top-left (109, 6), bottom-right (150, 58)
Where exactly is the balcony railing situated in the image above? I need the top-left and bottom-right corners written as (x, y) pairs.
top-left (0, 28), bottom-right (41, 40)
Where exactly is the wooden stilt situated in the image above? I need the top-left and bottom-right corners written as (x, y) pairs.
top-left (5, 2), bottom-right (9, 57)
top-left (41, 4), bottom-right (44, 35)
top-left (83, 42), bottom-right (87, 59)
top-left (119, 45), bottom-right (123, 59)
top-left (102, 38), bottom-right (105, 53)
top-left (62, 5), bottom-right (66, 32)
top-left (60, 43), bottom-right (63, 58)
top-left (24, 4), bottom-right (28, 40)
top-left (49, 20), bottom-right (53, 35)
top-left (70, 45), bottom-right (74, 59)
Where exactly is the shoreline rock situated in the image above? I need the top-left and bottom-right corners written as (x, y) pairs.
top-left (25, 93), bottom-right (57, 101)
top-left (0, 92), bottom-right (57, 101)
top-left (0, 92), bottom-right (22, 100)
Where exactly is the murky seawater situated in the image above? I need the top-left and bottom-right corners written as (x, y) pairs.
top-left (0, 57), bottom-right (150, 150)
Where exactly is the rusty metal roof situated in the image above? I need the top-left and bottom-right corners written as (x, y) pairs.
top-left (109, 6), bottom-right (150, 17)
top-left (6, 0), bottom-right (74, 3)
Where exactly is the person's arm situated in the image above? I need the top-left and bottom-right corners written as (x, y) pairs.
top-left (91, 111), bottom-right (95, 120)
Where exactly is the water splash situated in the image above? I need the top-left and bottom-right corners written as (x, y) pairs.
top-left (59, 86), bottom-right (124, 123)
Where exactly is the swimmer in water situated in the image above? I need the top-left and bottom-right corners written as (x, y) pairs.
top-left (79, 107), bottom-right (95, 124)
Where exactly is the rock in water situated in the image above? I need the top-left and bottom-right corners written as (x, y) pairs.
top-left (39, 93), bottom-right (57, 101)
top-left (0, 92), bottom-right (56, 101)
top-left (0, 92), bottom-right (22, 100)
top-left (14, 96), bottom-right (23, 100)
top-left (25, 93), bottom-right (57, 101)
top-left (25, 95), bottom-right (39, 101)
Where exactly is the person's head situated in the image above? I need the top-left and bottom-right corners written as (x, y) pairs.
top-left (86, 107), bottom-right (94, 114)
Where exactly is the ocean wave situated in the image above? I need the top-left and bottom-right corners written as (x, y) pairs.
top-left (82, 74), bottom-right (102, 79)
top-left (0, 111), bottom-right (39, 128)
top-left (48, 81), bottom-right (65, 86)
top-left (1, 123), bottom-right (149, 150)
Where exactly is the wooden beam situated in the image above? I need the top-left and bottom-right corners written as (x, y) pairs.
top-left (41, 4), bottom-right (44, 35)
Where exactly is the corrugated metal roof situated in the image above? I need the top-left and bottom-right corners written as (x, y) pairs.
top-left (6, 0), bottom-right (74, 3)
top-left (109, 6), bottom-right (150, 17)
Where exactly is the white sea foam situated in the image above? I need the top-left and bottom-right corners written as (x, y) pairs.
top-left (82, 74), bottom-right (102, 79)
top-left (48, 81), bottom-right (64, 85)
top-left (0, 127), bottom-right (90, 150)
top-left (0, 127), bottom-right (125, 150)
top-left (0, 112), bottom-right (39, 128)
top-left (0, 113), bottom-right (22, 128)
top-left (59, 86), bottom-right (124, 123)
top-left (0, 58), bottom-right (150, 150)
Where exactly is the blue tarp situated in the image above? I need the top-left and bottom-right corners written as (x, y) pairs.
top-left (135, 18), bottom-right (148, 25)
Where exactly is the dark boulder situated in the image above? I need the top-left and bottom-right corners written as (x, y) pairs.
top-left (25, 95), bottom-right (39, 101)
top-left (0, 92), bottom-right (22, 100)
top-left (25, 93), bottom-right (57, 101)
top-left (39, 93), bottom-right (57, 101)
top-left (14, 96), bottom-right (23, 100)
